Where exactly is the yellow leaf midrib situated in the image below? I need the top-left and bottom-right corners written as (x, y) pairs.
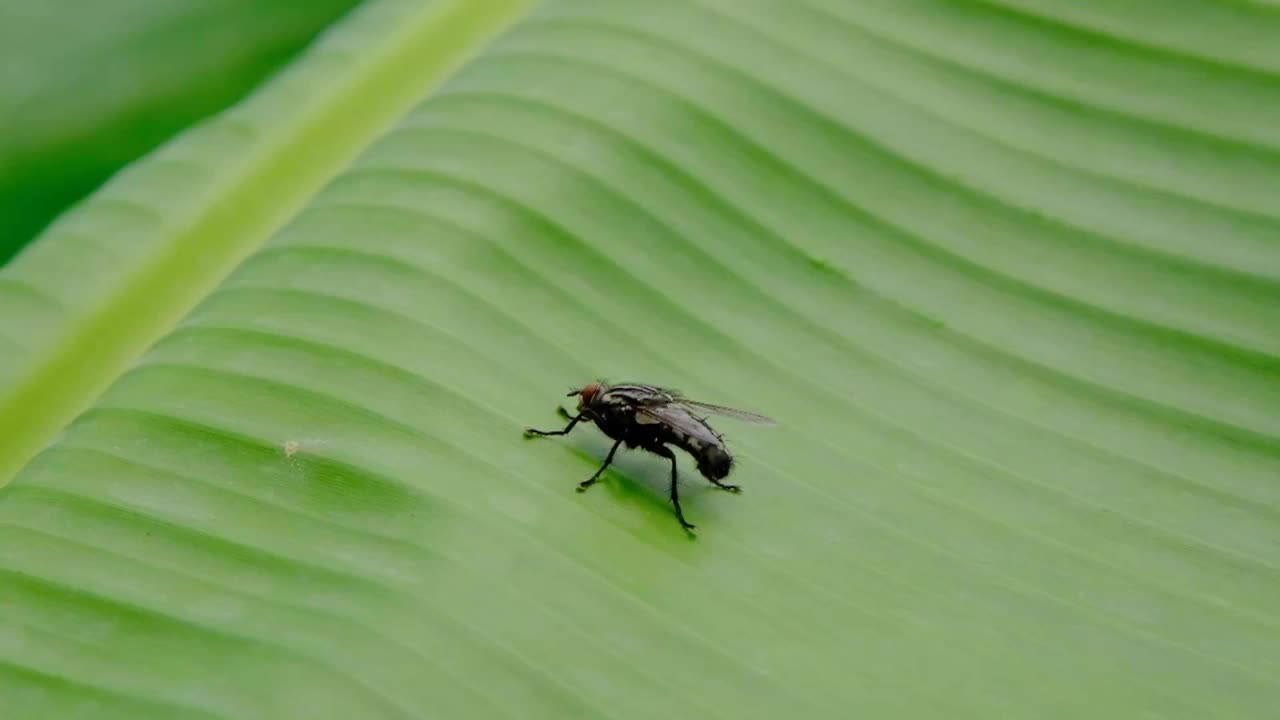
top-left (0, 0), bottom-right (538, 486)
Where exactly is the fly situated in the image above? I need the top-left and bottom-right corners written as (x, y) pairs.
top-left (523, 380), bottom-right (775, 532)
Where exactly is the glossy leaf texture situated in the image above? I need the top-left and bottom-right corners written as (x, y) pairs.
top-left (1, 0), bottom-right (1278, 718)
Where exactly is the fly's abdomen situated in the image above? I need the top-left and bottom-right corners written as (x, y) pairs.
top-left (668, 423), bottom-right (734, 480)
top-left (696, 444), bottom-right (734, 480)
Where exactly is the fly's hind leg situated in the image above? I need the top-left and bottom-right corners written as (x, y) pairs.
top-left (709, 477), bottom-right (741, 493)
top-left (653, 445), bottom-right (695, 532)
top-left (578, 438), bottom-right (623, 492)
top-left (701, 450), bottom-right (740, 492)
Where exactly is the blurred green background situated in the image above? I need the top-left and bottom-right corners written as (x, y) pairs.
top-left (0, 0), bottom-right (364, 265)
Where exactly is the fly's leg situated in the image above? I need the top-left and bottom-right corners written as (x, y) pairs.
top-left (709, 477), bottom-right (741, 493)
top-left (578, 438), bottom-right (623, 492)
top-left (524, 413), bottom-right (582, 438)
top-left (654, 445), bottom-right (695, 531)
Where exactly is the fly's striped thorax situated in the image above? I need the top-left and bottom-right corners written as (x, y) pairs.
top-left (599, 383), bottom-right (674, 406)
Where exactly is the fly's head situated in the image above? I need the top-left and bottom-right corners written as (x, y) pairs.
top-left (567, 381), bottom-right (608, 414)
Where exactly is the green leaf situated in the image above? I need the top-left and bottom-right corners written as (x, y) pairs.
top-left (0, 0), bottom-right (531, 485)
top-left (0, 0), bottom-right (367, 264)
top-left (2, 0), bottom-right (1279, 717)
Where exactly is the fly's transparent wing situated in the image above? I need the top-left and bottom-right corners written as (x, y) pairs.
top-left (674, 399), bottom-right (776, 425)
top-left (612, 382), bottom-right (776, 425)
top-left (635, 404), bottom-right (725, 440)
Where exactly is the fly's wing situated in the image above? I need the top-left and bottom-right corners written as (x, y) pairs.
top-left (611, 382), bottom-right (776, 426)
top-left (634, 403), bottom-right (725, 440)
top-left (671, 398), bottom-right (776, 425)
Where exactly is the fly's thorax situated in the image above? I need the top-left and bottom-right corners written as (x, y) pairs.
top-left (590, 385), bottom-right (651, 416)
top-left (605, 383), bottom-right (675, 406)
top-left (582, 400), bottom-right (643, 442)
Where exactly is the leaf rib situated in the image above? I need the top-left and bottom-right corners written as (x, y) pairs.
top-left (0, 0), bottom-right (538, 486)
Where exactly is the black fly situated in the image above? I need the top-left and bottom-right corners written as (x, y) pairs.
top-left (523, 381), bottom-right (775, 532)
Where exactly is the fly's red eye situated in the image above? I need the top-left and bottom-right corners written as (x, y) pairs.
top-left (580, 382), bottom-right (602, 404)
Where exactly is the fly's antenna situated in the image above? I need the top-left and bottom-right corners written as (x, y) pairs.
top-left (565, 387), bottom-right (580, 397)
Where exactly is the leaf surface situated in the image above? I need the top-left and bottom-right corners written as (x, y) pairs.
top-left (0, 0), bottom-right (1278, 717)
top-left (0, 0), bottom-right (364, 262)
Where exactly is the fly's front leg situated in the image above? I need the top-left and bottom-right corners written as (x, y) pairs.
top-left (654, 445), bottom-right (695, 532)
top-left (578, 438), bottom-right (623, 492)
top-left (524, 412), bottom-right (582, 438)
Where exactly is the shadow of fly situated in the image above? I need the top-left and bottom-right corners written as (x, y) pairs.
top-left (523, 381), bottom-right (775, 532)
